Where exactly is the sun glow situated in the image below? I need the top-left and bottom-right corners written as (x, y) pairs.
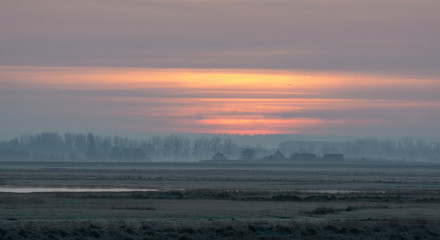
top-left (1, 66), bottom-right (439, 135)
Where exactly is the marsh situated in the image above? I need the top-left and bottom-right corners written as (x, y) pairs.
top-left (1, 161), bottom-right (440, 239)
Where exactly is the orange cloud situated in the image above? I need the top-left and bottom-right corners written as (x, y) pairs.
top-left (1, 66), bottom-right (439, 136)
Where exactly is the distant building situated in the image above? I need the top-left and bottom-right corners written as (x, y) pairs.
top-left (322, 153), bottom-right (345, 161)
top-left (211, 152), bottom-right (227, 161)
top-left (265, 149), bottom-right (286, 161)
top-left (290, 153), bottom-right (318, 161)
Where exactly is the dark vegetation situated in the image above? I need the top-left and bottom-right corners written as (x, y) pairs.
top-left (2, 189), bottom-right (440, 239)
top-left (1, 132), bottom-right (439, 162)
top-left (0, 132), bottom-right (243, 162)
top-left (1, 162), bottom-right (440, 239)
top-left (51, 189), bottom-right (440, 204)
top-left (279, 138), bottom-right (440, 161)
top-left (1, 219), bottom-right (439, 239)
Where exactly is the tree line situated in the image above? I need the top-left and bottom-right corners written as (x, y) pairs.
top-left (0, 132), bottom-right (247, 162)
top-left (278, 138), bottom-right (440, 161)
top-left (0, 132), bottom-right (439, 162)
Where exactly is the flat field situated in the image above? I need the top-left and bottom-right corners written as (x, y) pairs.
top-left (1, 161), bottom-right (440, 239)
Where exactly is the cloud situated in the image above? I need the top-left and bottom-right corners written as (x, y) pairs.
top-left (1, 1), bottom-right (439, 76)
top-left (1, 66), bottom-right (439, 137)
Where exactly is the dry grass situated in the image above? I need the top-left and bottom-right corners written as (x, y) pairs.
top-left (1, 220), bottom-right (439, 240)
top-left (1, 161), bottom-right (440, 239)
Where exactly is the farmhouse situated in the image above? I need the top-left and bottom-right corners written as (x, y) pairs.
top-left (211, 152), bottom-right (227, 161)
top-left (290, 153), bottom-right (318, 161)
top-left (265, 150), bottom-right (286, 161)
top-left (322, 153), bottom-right (345, 161)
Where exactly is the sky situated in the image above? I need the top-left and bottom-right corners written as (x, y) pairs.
top-left (1, 0), bottom-right (440, 139)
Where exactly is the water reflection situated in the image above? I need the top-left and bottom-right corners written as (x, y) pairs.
top-left (0, 187), bottom-right (161, 193)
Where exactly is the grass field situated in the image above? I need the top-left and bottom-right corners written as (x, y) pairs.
top-left (1, 161), bottom-right (440, 239)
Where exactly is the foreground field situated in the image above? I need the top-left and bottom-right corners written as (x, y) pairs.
top-left (1, 161), bottom-right (440, 239)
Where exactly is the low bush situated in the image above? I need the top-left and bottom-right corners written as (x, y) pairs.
top-left (308, 206), bottom-right (337, 215)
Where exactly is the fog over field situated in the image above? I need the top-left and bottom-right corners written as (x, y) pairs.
top-left (1, 132), bottom-right (440, 162)
top-left (1, 132), bottom-right (440, 239)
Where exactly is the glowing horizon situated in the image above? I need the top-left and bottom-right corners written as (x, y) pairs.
top-left (1, 66), bottom-right (439, 137)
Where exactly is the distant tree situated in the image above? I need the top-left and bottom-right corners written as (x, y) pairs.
top-left (7, 138), bottom-right (24, 150)
top-left (109, 147), bottom-right (122, 161)
top-left (121, 147), bottom-right (132, 161)
top-left (0, 149), bottom-right (29, 160)
top-left (95, 136), bottom-right (112, 154)
top-left (150, 136), bottom-right (164, 158)
top-left (132, 148), bottom-right (147, 162)
top-left (86, 132), bottom-right (97, 158)
top-left (165, 135), bottom-right (183, 161)
top-left (209, 137), bottom-right (221, 153)
top-left (73, 134), bottom-right (87, 156)
top-left (64, 133), bottom-right (75, 152)
top-left (240, 147), bottom-right (256, 161)
top-left (182, 138), bottom-right (191, 160)
top-left (23, 132), bottom-right (65, 155)
top-left (222, 138), bottom-right (235, 157)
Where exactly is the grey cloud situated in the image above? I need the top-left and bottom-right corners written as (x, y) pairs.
top-left (1, 0), bottom-right (440, 76)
